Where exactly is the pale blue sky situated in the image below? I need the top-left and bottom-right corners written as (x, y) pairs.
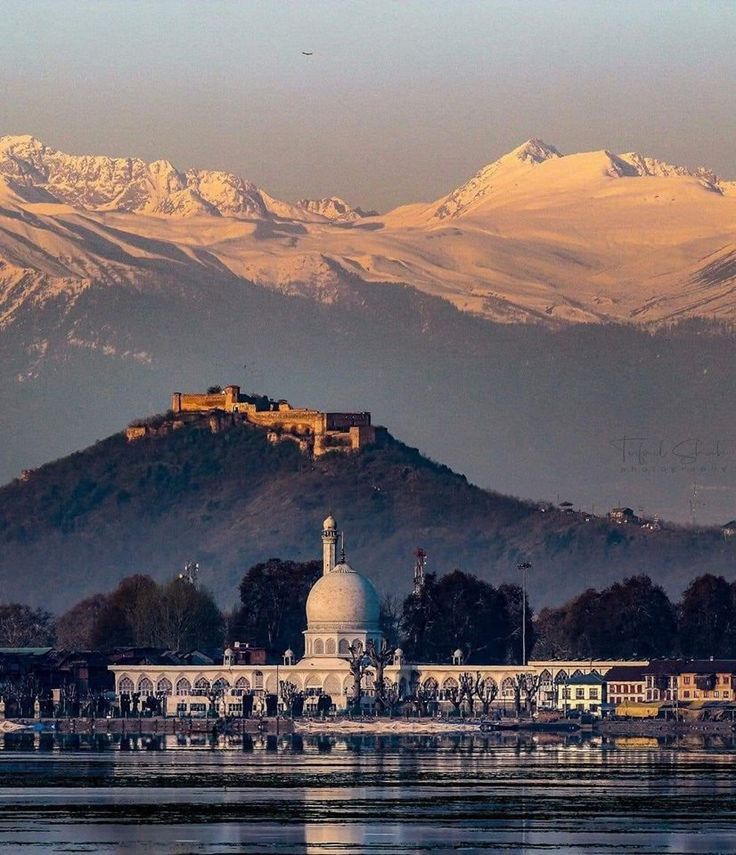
top-left (2, 0), bottom-right (735, 210)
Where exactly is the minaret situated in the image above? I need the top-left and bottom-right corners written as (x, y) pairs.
top-left (322, 515), bottom-right (338, 575)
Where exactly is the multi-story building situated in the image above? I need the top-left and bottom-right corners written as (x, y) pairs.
top-left (605, 665), bottom-right (647, 706)
top-left (554, 672), bottom-right (607, 715)
top-left (644, 660), bottom-right (736, 703)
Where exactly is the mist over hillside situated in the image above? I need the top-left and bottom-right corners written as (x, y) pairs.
top-left (1, 414), bottom-right (733, 615)
top-left (2, 270), bottom-right (735, 524)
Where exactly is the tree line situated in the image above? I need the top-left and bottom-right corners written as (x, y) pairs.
top-left (2, 562), bottom-right (736, 664)
top-left (534, 573), bottom-right (736, 660)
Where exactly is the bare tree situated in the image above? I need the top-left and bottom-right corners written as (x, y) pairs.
top-left (366, 638), bottom-right (396, 714)
top-left (513, 673), bottom-right (542, 715)
top-left (458, 671), bottom-right (476, 715)
top-left (410, 680), bottom-right (437, 717)
top-left (444, 682), bottom-right (463, 715)
top-left (279, 680), bottom-right (303, 716)
top-left (521, 673), bottom-right (542, 713)
top-left (341, 643), bottom-right (370, 713)
top-left (474, 673), bottom-right (499, 716)
top-left (382, 680), bottom-right (404, 716)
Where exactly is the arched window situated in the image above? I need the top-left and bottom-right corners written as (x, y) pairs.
top-left (176, 677), bottom-right (191, 696)
top-left (352, 639), bottom-right (363, 654)
top-left (314, 639), bottom-right (325, 655)
top-left (235, 676), bottom-right (251, 695)
top-left (325, 638), bottom-right (336, 655)
top-left (119, 676), bottom-right (134, 694)
top-left (423, 677), bottom-right (439, 692)
top-left (305, 673), bottom-right (321, 696)
top-left (442, 676), bottom-right (459, 698)
top-left (156, 677), bottom-right (173, 696)
top-left (194, 677), bottom-right (210, 695)
top-left (539, 669), bottom-right (553, 686)
top-left (254, 671), bottom-right (264, 690)
top-left (501, 677), bottom-right (515, 697)
top-left (572, 669), bottom-right (584, 678)
top-left (554, 670), bottom-right (568, 684)
top-left (338, 639), bottom-right (350, 655)
top-left (137, 676), bottom-right (153, 696)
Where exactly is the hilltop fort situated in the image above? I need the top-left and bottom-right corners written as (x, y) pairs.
top-left (126, 385), bottom-right (376, 457)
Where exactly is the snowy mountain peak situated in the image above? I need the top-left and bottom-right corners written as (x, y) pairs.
top-left (0, 136), bottom-right (294, 219)
top-left (431, 138), bottom-right (563, 220)
top-left (296, 196), bottom-right (371, 221)
top-left (617, 151), bottom-right (722, 191)
top-left (506, 138), bottom-right (564, 165)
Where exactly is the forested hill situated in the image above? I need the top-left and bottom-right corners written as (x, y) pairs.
top-left (0, 417), bottom-right (733, 613)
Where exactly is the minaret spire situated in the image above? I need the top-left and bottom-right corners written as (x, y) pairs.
top-left (322, 515), bottom-right (337, 575)
top-left (340, 531), bottom-right (346, 564)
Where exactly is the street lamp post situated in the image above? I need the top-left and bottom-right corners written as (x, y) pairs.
top-left (517, 562), bottom-right (532, 666)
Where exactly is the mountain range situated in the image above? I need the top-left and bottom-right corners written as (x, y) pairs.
top-left (1, 134), bottom-right (736, 525)
top-left (2, 134), bottom-right (736, 328)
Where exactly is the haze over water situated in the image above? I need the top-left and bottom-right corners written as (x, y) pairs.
top-left (2, 733), bottom-right (736, 852)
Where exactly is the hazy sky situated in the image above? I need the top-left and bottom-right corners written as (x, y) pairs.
top-left (3, 0), bottom-right (735, 211)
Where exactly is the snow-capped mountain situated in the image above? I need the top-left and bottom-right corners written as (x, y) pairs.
top-left (0, 135), bottom-right (364, 221)
top-left (2, 134), bottom-right (736, 525)
top-left (295, 196), bottom-right (373, 221)
top-left (428, 138), bottom-right (563, 220)
top-left (2, 133), bottom-right (736, 330)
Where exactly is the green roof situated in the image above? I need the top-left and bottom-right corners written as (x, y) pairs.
top-left (0, 647), bottom-right (53, 656)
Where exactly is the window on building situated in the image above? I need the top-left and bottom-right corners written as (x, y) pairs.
top-left (590, 689), bottom-right (599, 700)
top-left (683, 676), bottom-right (691, 685)
top-left (157, 678), bottom-right (173, 696)
top-left (138, 677), bottom-right (153, 696)
top-left (119, 676), bottom-right (134, 694)
top-left (176, 678), bottom-right (191, 696)
top-left (575, 688), bottom-right (585, 699)
top-left (194, 677), bottom-right (210, 695)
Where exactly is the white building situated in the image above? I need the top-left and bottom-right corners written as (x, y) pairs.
top-left (109, 516), bottom-right (644, 716)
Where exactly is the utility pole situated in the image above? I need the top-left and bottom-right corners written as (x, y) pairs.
top-left (517, 562), bottom-right (532, 665)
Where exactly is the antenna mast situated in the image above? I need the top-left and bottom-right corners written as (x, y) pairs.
top-left (413, 548), bottom-right (426, 595)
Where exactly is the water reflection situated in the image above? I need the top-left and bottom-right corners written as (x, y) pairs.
top-left (2, 732), bottom-right (736, 852)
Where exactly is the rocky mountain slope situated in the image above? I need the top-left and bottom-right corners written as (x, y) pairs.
top-left (1, 415), bottom-right (733, 614)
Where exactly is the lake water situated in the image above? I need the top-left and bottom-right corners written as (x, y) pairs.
top-left (2, 731), bottom-right (736, 853)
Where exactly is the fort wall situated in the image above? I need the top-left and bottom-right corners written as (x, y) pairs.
top-left (165, 385), bottom-right (376, 456)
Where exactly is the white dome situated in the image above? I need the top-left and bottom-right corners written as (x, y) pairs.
top-left (323, 515), bottom-right (337, 530)
top-left (306, 563), bottom-right (381, 631)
